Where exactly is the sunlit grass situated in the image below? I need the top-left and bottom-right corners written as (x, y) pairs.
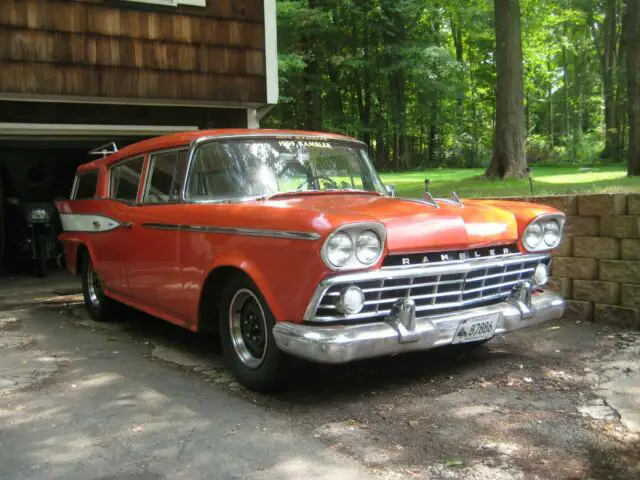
top-left (379, 165), bottom-right (640, 199)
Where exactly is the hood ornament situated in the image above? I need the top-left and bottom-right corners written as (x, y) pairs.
top-left (422, 191), bottom-right (439, 208)
top-left (448, 191), bottom-right (464, 207)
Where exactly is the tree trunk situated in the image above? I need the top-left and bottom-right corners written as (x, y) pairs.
top-left (486, 0), bottom-right (527, 178)
top-left (428, 99), bottom-right (439, 165)
top-left (302, 0), bottom-right (322, 131)
top-left (603, 0), bottom-right (620, 160)
top-left (627, 0), bottom-right (640, 175)
top-left (547, 57), bottom-right (554, 151)
top-left (451, 19), bottom-right (464, 136)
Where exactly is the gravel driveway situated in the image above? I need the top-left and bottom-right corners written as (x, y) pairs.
top-left (1, 286), bottom-right (639, 480)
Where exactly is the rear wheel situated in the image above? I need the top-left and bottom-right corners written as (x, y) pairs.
top-left (219, 274), bottom-right (290, 392)
top-left (81, 253), bottom-right (118, 322)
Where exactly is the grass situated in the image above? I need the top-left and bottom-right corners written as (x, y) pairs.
top-left (379, 165), bottom-right (640, 199)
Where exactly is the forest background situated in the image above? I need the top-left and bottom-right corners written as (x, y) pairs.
top-left (263, 0), bottom-right (640, 190)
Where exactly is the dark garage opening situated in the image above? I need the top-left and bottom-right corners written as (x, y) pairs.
top-left (0, 137), bottom-right (146, 277)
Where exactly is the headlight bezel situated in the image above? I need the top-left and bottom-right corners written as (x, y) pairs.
top-left (321, 222), bottom-right (386, 271)
top-left (522, 213), bottom-right (565, 252)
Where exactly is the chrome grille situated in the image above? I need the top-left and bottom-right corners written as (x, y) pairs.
top-left (309, 254), bottom-right (550, 322)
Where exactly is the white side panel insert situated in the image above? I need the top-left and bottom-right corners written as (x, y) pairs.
top-left (60, 214), bottom-right (121, 233)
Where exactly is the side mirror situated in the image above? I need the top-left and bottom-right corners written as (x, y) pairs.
top-left (385, 184), bottom-right (397, 197)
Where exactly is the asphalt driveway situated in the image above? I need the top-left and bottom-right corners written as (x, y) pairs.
top-left (1, 283), bottom-right (639, 480)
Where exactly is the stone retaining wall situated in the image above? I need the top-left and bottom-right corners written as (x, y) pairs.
top-left (490, 193), bottom-right (640, 328)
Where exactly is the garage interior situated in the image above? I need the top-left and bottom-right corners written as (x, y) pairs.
top-left (0, 100), bottom-right (249, 277)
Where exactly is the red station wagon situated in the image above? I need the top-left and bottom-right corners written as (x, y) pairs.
top-left (56, 129), bottom-right (567, 392)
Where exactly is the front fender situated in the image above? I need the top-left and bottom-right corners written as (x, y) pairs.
top-left (204, 253), bottom-right (286, 322)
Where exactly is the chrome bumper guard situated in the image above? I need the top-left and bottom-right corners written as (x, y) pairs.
top-left (273, 283), bottom-right (565, 364)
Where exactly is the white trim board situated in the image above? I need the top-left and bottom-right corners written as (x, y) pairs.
top-left (264, 0), bottom-right (279, 105)
top-left (0, 93), bottom-right (267, 109)
top-left (122, 0), bottom-right (206, 7)
top-left (0, 123), bottom-right (199, 137)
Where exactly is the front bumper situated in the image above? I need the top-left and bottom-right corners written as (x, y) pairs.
top-left (273, 287), bottom-right (565, 364)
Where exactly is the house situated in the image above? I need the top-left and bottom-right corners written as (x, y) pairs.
top-left (0, 0), bottom-right (278, 273)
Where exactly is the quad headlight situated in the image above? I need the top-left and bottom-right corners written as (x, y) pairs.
top-left (325, 232), bottom-right (353, 267)
top-left (322, 223), bottom-right (386, 270)
top-left (522, 215), bottom-right (565, 251)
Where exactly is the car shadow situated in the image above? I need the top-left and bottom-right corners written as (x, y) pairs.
top-left (40, 298), bottom-right (547, 402)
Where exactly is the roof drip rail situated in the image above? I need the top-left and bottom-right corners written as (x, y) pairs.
top-left (88, 142), bottom-right (118, 158)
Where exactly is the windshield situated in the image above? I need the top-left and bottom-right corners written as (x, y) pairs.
top-left (186, 138), bottom-right (385, 202)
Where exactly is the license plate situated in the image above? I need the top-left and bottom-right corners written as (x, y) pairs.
top-left (452, 314), bottom-right (499, 344)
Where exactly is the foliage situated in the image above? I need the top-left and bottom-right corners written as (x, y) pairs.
top-left (264, 0), bottom-right (633, 174)
top-left (380, 165), bottom-right (640, 198)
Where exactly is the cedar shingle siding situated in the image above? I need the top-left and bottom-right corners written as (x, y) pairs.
top-left (0, 0), bottom-right (267, 103)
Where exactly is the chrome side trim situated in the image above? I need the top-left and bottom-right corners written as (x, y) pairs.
top-left (142, 223), bottom-right (321, 241)
top-left (303, 253), bottom-right (549, 321)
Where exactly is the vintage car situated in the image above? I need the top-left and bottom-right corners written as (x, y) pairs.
top-left (56, 129), bottom-right (566, 392)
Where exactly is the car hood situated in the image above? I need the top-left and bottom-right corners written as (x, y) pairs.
top-left (278, 194), bottom-right (519, 253)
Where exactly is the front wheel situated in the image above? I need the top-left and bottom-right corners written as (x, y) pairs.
top-left (219, 274), bottom-right (291, 392)
top-left (81, 253), bottom-right (118, 322)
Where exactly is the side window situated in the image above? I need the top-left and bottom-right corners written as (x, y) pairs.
top-left (143, 149), bottom-right (188, 203)
top-left (73, 170), bottom-right (99, 199)
top-left (110, 157), bottom-right (144, 202)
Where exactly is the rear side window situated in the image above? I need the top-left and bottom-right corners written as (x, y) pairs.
top-left (110, 157), bottom-right (144, 202)
top-left (143, 149), bottom-right (189, 203)
top-left (73, 170), bottom-right (99, 199)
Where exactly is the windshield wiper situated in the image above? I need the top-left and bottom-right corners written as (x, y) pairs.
top-left (251, 189), bottom-right (380, 202)
top-left (250, 190), bottom-right (320, 202)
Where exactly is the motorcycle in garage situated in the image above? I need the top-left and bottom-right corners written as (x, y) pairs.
top-left (4, 197), bottom-right (61, 277)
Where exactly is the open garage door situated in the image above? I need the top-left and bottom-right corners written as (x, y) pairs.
top-left (0, 122), bottom-right (198, 277)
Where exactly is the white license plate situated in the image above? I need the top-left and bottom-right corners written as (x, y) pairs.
top-left (452, 314), bottom-right (499, 344)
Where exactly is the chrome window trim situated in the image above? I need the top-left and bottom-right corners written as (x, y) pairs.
top-left (71, 169), bottom-right (99, 199)
top-left (303, 253), bottom-right (550, 322)
top-left (70, 175), bottom-right (79, 199)
top-left (141, 147), bottom-right (189, 205)
top-left (141, 222), bottom-right (321, 241)
top-left (108, 155), bottom-right (146, 202)
top-left (179, 133), bottom-right (376, 204)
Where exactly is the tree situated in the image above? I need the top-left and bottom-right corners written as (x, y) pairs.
top-left (486, 0), bottom-right (528, 178)
top-left (627, 0), bottom-right (640, 175)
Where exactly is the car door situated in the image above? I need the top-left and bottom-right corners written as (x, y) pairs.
top-left (124, 148), bottom-right (189, 321)
top-left (94, 156), bottom-right (146, 294)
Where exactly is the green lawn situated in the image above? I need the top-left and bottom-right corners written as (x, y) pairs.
top-left (379, 165), bottom-right (640, 199)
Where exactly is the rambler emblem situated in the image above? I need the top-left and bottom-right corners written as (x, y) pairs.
top-left (389, 244), bottom-right (518, 268)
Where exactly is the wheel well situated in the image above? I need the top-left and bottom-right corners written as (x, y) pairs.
top-left (197, 266), bottom-right (249, 334)
top-left (76, 244), bottom-right (89, 276)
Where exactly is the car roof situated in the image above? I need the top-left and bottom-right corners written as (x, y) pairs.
top-left (77, 129), bottom-right (363, 173)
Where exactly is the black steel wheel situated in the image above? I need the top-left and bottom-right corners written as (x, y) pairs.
top-left (218, 274), bottom-right (291, 392)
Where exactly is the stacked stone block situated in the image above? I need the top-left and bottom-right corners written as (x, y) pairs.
top-left (487, 193), bottom-right (640, 327)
